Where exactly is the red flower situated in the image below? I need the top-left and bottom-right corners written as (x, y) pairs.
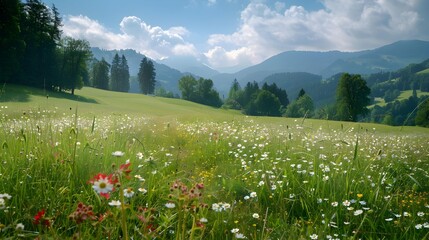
top-left (34, 209), bottom-right (50, 227)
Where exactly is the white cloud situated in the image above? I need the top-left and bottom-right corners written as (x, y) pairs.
top-left (204, 0), bottom-right (429, 69)
top-left (62, 15), bottom-right (197, 60)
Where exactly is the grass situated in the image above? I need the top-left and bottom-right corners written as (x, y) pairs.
top-left (0, 85), bottom-right (429, 239)
top-left (397, 90), bottom-right (429, 101)
top-left (416, 68), bottom-right (429, 75)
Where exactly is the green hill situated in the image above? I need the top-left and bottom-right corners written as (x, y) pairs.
top-left (2, 84), bottom-right (429, 134)
top-left (0, 85), bottom-right (240, 121)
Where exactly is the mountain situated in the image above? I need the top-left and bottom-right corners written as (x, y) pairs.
top-left (91, 48), bottom-right (183, 93)
top-left (159, 56), bottom-right (219, 79)
top-left (321, 40), bottom-right (429, 77)
top-left (211, 40), bottom-right (429, 95)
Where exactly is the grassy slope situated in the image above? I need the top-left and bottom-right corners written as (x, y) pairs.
top-left (1, 84), bottom-right (428, 134)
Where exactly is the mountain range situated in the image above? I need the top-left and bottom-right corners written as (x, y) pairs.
top-left (91, 40), bottom-right (429, 96)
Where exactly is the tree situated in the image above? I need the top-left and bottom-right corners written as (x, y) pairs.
top-left (297, 88), bottom-right (306, 99)
top-left (110, 53), bottom-right (121, 91)
top-left (58, 37), bottom-right (91, 94)
top-left (92, 58), bottom-right (110, 90)
top-left (0, 0), bottom-right (24, 84)
top-left (335, 73), bottom-right (371, 121)
top-left (415, 98), bottom-right (429, 127)
top-left (237, 81), bottom-right (259, 109)
top-left (178, 75), bottom-right (197, 100)
top-left (286, 94), bottom-right (315, 118)
top-left (20, 0), bottom-right (61, 89)
top-left (262, 82), bottom-right (289, 107)
top-left (178, 75), bottom-right (222, 107)
top-left (253, 90), bottom-right (281, 116)
top-left (119, 55), bottom-right (130, 92)
top-left (224, 79), bottom-right (242, 109)
top-left (138, 57), bottom-right (156, 94)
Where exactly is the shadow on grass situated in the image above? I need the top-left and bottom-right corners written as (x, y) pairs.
top-left (0, 84), bottom-right (98, 104)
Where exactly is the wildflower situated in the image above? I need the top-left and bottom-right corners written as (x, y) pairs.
top-left (136, 152), bottom-right (144, 159)
top-left (89, 173), bottom-right (117, 199)
top-left (252, 213), bottom-right (260, 219)
top-left (134, 175), bottom-right (145, 182)
top-left (415, 224), bottom-right (422, 229)
top-left (123, 188), bottom-right (135, 198)
top-left (112, 151), bottom-right (124, 157)
top-left (250, 192), bottom-right (257, 198)
top-left (0, 199), bottom-right (5, 209)
top-left (69, 202), bottom-right (96, 224)
top-left (235, 233), bottom-right (246, 239)
top-left (342, 200), bottom-right (351, 207)
top-left (231, 228), bottom-right (240, 233)
top-left (200, 217), bottom-right (208, 223)
top-left (108, 200), bottom-right (121, 207)
top-left (16, 223), bottom-right (24, 231)
top-left (244, 196), bottom-right (250, 200)
top-left (354, 210), bottom-right (363, 216)
top-left (331, 202), bottom-right (338, 207)
top-left (33, 209), bottom-right (50, 227)
top-left (357, 193), bottom-right (363, 198)
top-left (165, 202), bottom-right (176, 209)
top-left (423, 222), bottom-right (429, 228)
top-left (310, 233), bottom-right (318, 239)
top-left (0, 193), bottom-right (12, 199)
top-left (385, 218), bottom-right (393, 221)
top-left (138, 188), bottom-right (147, 194)
top-left (417, 212), bottom-right (424, 217)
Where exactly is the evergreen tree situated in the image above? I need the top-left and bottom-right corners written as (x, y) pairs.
top-left (238, 81), bottom-right (259, 108)
top-left (138, 57), bottom-right (156, 94)
top-left (0, 0), bottom-right (24, 84)
top-left (119, 55), bottom-right (130, 92)
top-left (20, 0), bottom-right (61, 89)
top-left (92, 58), bottom-right (110, 90)
top-left (297, 88), bottom-right (306, 99)
top-left (110, 53), bottom-right (121, 91)
top-left (224, 79), bottom-right (242, 109)
top-left (262, 82), bottom-right (289, 107)
top-left (335, 73), bottom-right (371, 121)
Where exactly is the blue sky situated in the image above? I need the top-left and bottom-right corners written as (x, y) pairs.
top-left (43, 0), bottom-right (429, 72)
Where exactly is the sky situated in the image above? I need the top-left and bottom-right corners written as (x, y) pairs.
top-left (43, 0), bottom-right (429, 72)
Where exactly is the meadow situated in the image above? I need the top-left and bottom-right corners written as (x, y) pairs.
top-left (0, 85), bottom-right (428, 239)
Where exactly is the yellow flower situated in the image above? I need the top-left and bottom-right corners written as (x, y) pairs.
top-left (357, 194), bottom-right (363, 198)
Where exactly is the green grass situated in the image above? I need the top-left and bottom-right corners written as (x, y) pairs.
top-left (397, 90), bottom-right (429, 101)
top-left (1, 85), bottom-right (429, 239)
top-left (416, 68), bottom-right (429, 75)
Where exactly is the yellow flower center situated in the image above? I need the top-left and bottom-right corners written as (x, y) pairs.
top-left (99, 182), bottom-right (107, 189)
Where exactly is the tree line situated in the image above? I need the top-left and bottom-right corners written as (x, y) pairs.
top-left (0, 0), bottom-right (92, 95)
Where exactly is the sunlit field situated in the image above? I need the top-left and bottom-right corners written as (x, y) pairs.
top-left (1, 86), bottom-right (428, 239)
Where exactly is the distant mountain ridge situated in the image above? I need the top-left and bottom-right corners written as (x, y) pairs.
top-left (91, 40), bottom-right (429, 96)
top-left (210, 40), bottom-right (429, 94)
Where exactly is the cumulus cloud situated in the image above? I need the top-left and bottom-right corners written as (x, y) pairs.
top-left (204, 0), bottom-right (429, 69)
top-left (62, 15), bottom-right (197, 60)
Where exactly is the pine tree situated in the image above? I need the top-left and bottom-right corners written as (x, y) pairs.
top-left (138, 57), bottom-right (156, 94)
top-left (110, 53), bottom-right (121, 91)
top-left (0, 0), bottom-right (24, 84)
top-left (119, 55), bottom-right (130, 92)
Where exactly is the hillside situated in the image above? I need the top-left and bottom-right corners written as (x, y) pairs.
top-left (0, 84), bottom-right (240, 121)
